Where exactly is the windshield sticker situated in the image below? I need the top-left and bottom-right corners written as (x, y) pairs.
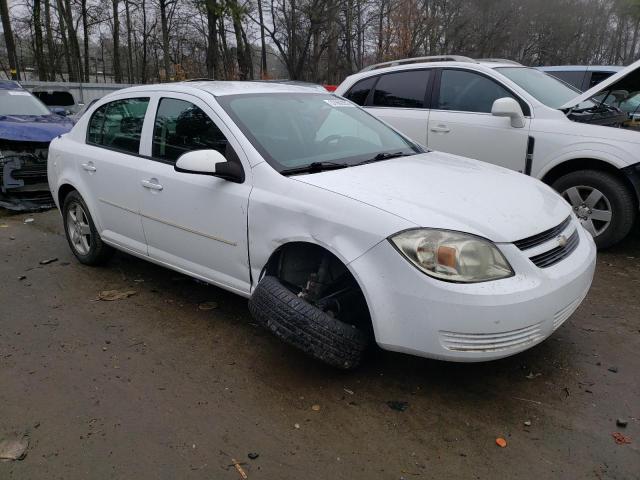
top-left (324, 98), bottom-right (355, 107)
top-left (7, 91), bottom-right (30, 96)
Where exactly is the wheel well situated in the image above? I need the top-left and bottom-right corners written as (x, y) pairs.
top-left (57, 184), bottom-right (77, 208)
top-left (542, 158), bottom-right (638, 209)
top-left (262, 242), bottom-right (373, 333)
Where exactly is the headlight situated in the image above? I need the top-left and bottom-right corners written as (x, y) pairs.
top-left (389, 229), bottom-right (514, 283)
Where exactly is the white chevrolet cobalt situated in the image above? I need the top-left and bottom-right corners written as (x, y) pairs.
top-left (48, 82), bottom-right (596, 369)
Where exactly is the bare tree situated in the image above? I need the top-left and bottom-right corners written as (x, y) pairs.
top-left (0, 0), bottom-right (20, 79)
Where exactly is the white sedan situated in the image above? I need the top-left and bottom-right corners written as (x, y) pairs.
top-left (47, 82), bottom-right (596, 368)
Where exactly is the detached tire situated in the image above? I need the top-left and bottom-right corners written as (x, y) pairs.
top-left (249, 276), bottom-right (369, 369)
top-left (552, 170), bottom-right (636, 249)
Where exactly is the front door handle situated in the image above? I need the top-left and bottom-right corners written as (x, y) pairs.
top-left (141, 179), bottom-right (163, 191)
top-left (430, 125), bottom-right (451, 133)
top-left (81, 162), bottom-right (96, 172)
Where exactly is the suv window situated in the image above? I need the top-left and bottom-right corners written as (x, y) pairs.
top-left (87, 97), bottom-right (149, 154)
top-left (589, 71), bottom-right (615, 88)
top-left (152, 98), bottom-right (229, 163)
top-left (437, 70), bottom-right (516, 113)
top-left (547, 71), bottom-right (586, 89)
top-left (372, 70), bottom-right (430, 108)
top-left (344, 76), bottom-right (376, 106)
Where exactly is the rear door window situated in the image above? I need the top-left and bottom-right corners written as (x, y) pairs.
top-left (372, 70), bottom-right (431, 108)
top-left (152, 98), bottom-right (229, 164)
top-left (87, 97), bottom-right (150, 154)
top-left (437, 69), bottom-right (516, 113)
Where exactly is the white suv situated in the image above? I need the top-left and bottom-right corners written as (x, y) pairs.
top-left (336, 56), bottom-right (640, 248)
top-left (48, 82), bottom-right (595, 368)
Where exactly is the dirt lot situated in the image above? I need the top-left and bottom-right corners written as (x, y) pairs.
top-left (1, 209), bottom-right (639, 479)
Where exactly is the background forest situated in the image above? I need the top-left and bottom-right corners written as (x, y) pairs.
top-left (1, 0), bottom-right (640, 84)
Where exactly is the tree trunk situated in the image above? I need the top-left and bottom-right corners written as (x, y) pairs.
top-left (205, 0), bottom-right (220, 79)
top-left (125, 0), bottom-right (134, 83)
top-left (0, 0), bottom-right (20, 80)
top-left (55, 0), bottom-right (74, 81)
top-left (81, 0), bottom-right (90, 81)
top-left (112, 0), bottom-right (122, 82)
top-left (33, 0), bottom-right (48, 80)
top-left (141, 0), bottom-right (148, 83)
top-left (44, 0), bottom-right (57, 80)
top-left (159, 0), bottom-right (171, 81)
top-left (257, 0), bottom-right (267, 78)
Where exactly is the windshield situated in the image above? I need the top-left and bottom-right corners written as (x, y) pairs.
top-left (218, 93), bottom-right (421, 172)
top-left (0, 90), bottom-right (53, 116)
top-left (496, 67), bottom-right (594, 109)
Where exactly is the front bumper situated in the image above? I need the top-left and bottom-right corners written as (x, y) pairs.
top-left (349, 220), bottom-right (596, 361)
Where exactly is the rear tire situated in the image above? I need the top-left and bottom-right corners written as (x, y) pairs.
top-left (552, 170), bottom-right (636, 249)
top-left (62, 191), bottom-right (113, 265)
top-left (249, 276), bottom-right (369, 369)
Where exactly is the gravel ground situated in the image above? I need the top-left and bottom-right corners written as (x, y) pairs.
top-left (1, 209), bottom-right (639, 479)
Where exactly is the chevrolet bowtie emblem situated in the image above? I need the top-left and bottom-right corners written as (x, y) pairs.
top-left (557, 235), bottom-right (568, 247)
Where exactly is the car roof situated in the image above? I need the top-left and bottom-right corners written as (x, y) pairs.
top-left (112, 81), bottom-right (328, 98)
top-left (0, 80), bottom-right (23, 90)
top-left (538, 65), bottom-right (623, 72)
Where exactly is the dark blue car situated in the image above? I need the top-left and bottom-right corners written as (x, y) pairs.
top-left (0, 80), bottom-right (74, 211)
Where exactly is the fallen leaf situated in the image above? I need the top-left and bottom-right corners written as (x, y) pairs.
top-left (311, 404), bottom-right (321, 411)
top-left (496, 437), bottom-right (507, 448)
top-left (198, 301), bottom-right (218, 311)
top-left (0, 433), bottom-right (29, 461)
top-left (98, 290), bottom-right (137, 301)
top-left (612, 432), bottom-right (631, 445)
top-left (40, 258), bottom-right (58, 265)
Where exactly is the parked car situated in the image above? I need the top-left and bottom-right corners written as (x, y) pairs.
top-left (0, 80), bottom-right (74, 211)
top-left (31, 87), bottom-right (81, 116)
top-left (69, 98), bottom-right (99, 122)
top-left (336, 56), bottom-right (640, 248)
top-left (538, 65), bottom-right (640, 130)
top-left (48, 81), bottom-right (596, 368)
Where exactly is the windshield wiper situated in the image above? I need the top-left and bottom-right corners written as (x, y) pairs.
top-left (356, 151), bottom-right (413, 166)
top-left (281, 161), bottom-right (349, 176)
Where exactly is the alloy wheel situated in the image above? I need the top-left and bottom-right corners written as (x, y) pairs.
top-left (562, 185), bottom-right (612, 237)
top-left (67, 202), bottom-right (92, 255)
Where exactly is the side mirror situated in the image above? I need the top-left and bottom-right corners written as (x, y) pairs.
top-left (175, 149), bottom-right (244, 183)
top-left (50, 106), bottom-right (67, 116)
top-left (491, 97), bottom-right (525, 128)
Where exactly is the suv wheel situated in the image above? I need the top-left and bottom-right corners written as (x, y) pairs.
top-left (62, 191), bottom-right (113, 265)
top-left (552, 170), bottom-right (635, 249)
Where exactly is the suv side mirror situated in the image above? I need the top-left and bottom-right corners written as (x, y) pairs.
top-left (175, 149), bottom-right (244, 183)
top-left (491, 97), bottom-right (525, 128)
top-left (50, 106), bottom-right (68, 116)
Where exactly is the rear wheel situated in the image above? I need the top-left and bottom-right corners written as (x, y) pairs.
top-left (62, 191), bottom-right (113, 265)
top-left (552, 170), bottom-right (636, 249)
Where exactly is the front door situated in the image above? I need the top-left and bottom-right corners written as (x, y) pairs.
top-left (427, 69), bottom-right (531, 172)
top-left (138, 94), bottom-right (251, 294)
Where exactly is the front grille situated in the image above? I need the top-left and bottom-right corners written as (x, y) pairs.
top-left (514, 216), bottom-right (572, 250)
top-left (440, 322), bottom-right (543, 352)
top-left (529, 229), bottom-right (580, 268)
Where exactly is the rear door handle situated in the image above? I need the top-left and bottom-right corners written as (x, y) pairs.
top-left (81, 162), bottom-right (96, 172)
top-left (141, 179), bottom-right (163, 191)
top-left (430, 125), bottom-right (450, 133)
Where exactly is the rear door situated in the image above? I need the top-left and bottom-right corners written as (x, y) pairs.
top-left (344, 70), bottom-right (432, 145)
top-left (137, 93), bottom-right (251, 294)
top-left (427, 68), bottom-right (531, 172)
top-left (79, 96), bottom-right (150, 254)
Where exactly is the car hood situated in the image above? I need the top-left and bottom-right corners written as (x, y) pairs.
top-left (293, 152), bottom-right (571, 243)
top-left (560, 58), bottom-right (640, 109)
top-left (0, 114), bottom-right (74, 142)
